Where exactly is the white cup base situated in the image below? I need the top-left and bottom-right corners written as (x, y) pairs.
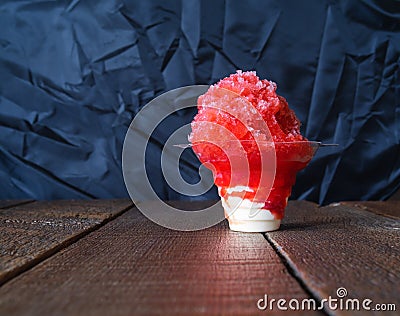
top-left (222, 202), bottom-right (281, 233)
top-left (220, 192), bottom-right (282, 232)
top-left (227, 217), bottom-right (281, 232)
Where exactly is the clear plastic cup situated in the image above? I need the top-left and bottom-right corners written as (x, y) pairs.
top-left (193, 140), bottom-right (320, 232)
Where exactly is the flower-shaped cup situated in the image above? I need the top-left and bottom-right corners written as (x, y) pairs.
top-left (193, 140), bottom-right (320, 232)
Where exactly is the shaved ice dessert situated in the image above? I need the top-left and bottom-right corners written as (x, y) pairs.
top-left (190, 71), bottom-right (317, 232)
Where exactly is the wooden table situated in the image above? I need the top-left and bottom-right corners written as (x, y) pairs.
top-left (0, 199), bottom-right (399, 315)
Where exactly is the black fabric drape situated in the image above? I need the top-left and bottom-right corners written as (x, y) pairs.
top-left (0, 0), bottom-right (399, 203)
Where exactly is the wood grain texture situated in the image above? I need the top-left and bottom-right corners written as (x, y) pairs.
top-left (0, 199), bottom-right (132, 286)
top-left (341, 201), bottom-right (400, 219)
top-left (266, 201), bottom-right (400, 316)
top-left (0, 203), bottom-right (322, 316)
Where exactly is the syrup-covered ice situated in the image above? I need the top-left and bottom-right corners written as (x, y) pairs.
top-left (190, 71), bottom-right (315, 231)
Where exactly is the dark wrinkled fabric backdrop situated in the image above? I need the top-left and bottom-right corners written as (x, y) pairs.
top-left (0, 0), bottom-right (399, 203)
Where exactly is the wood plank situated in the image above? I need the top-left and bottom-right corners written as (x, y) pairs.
top-left (0, 199), bottom-right (132, 286)
top-left (0, 202), bottom-right (322, 316)
top-left (266, 200), bottom-right (400, 316)
top-left (341, 201), bottom-right (400, 220)
top-left (0, 200), bottom-right (34, 209)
